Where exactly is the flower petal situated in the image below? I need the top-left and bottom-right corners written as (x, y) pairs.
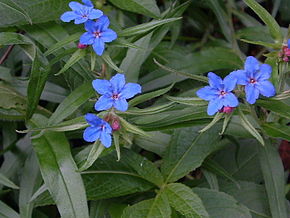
top-left (84, 20), bottom-right (96, 32)
top-left (245, 56), bottom-right (259, 74)
top-left (257, 81), bottom-right (276, 97)
top-left (103, 121), bottom-right (112, 134)
top-left (69, 1), bottom-right (83, 10)
top-left (120, 83), bottom-right (142, 99)
top-left (256, 64), bottom-right (272, 81)
top-left (92, 38), bottom-right (105, 56)
top-left (288, 39), bottom-right (290, 48)
top-left (97, 15), bottom-right (110, 30)
top-left (82, 0), bottom-right (93, 7)
top-left (100, 132), bottom-right (112, 148)
top-left (245, 84), bottom-right (260, 104)
top-left (101, 29), bottom-right (117, 42)
top-left (83, 127), bottom-right (101, 142)
top-left (223, 93), bottom-right (239, 107)
top-left (74, 16), bottom-right (87, 24)
top-left (94, 95), bottom-right (113, 111)
top-left (223, 74), bottom-right (237, 92)
top-left (230, 70), bottom-right (248, 85)
top-left (113, 99), bottom-right (128, 112)
top-left (88, 9), bottom-right (103, 19)
top-left (92, 79), bottom-right (112, 95)
top-left (80, 32), bottom-right (95, 45)
top-left (207, 98), bottom-right (223, 116)
top-left (196, 86), bottom-right (219, 101)
top-left (60, 11), bottom-right (78, 22)
top-left (208, 72), bottom-right (222, 89)
top-left (110, 74), bottom-right (126, 93)
top-left (85, 113), bottom-right (102, 126)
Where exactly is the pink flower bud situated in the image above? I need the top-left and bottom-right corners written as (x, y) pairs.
top-left (112, 119), bottom-right (121, 131)
top-left (77, 43), bottom-right (88, 49)
top-left (219, 106), bottom-right (235, 114)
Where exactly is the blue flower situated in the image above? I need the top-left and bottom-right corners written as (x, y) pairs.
top-left (196, 72), bottom-right (239, 116)
top-left (60, 0), bottom-right (103, 24)
top-left (288, 39), bottom-right (290, 48)
top-left (93, 74), bottom-right (142, 112)
top-left (83, 113), bottom-right (112, 148)
top-left (79, 16), bottom-right (117, 55)
top-left (230, 56), bottom-right (276, 104)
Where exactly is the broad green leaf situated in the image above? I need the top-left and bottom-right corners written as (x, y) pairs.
top-left (262, 122), bottom-right (290, 141)
top-left (0, 172), bottom-right (19, 189)
top-left (129, 83), bottom-right (174, 107)
top-left (120, 32), bottom-right (152, 83)
top-left (202, 169), bottom-right (219, 190)
top-left (193, 188), bottom-right (252, 218)
top-left (79, 141), bottom-right (105, 172)
top-left (161, 125), bottom-right (223, 183)
top-left (243, 0), bottom-right (283, 42)
top-left (26, 50), bottom-right (49, 120)
top-left (257, 140), bottom-right (288, 218)
top-left (108, 0), bottom-right (160, 18)
top-left (119, 18), bottom-right (182, 37)
top-left (121, 194), bottom-right (171, 218)
top-left (55, 49), bottom-right (87, 76)
top-left (19, 151), bottom-right (42, 218)
top-left (0, 32), bottom-right (32, 45)
top-left (238, 108), bottom-right (264, 146)
top-left (0, 0), bottom-right (71, 27)
top-left (0, 83), bottom-right (26, 111)
top-left (220, 181), bottom-right (271, 218)
top-left (48, 82), bottom-right (95, 125)
top-left (0, 200), bottom-right (20, 218)
top-left (163, 183), bottom-right (209, 218)
top-left (256, 99), bottom-right (290, 119)
top-left (29, 114), bottom-right (89, 218)
top-left (166, 96), bottom-right (207, 106)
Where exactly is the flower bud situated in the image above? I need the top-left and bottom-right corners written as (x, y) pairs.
top-left (111, 118), bottom-right (121, 131)
top-left (219, 106), bottom-right (235, 114)
top-left (77, 43), bottom-right (88, 49)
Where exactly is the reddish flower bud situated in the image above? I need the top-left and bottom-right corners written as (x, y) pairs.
top-left (77, 43), bottom-right (88, 49)
top-left (279, 46), bottom-right (290, 62)
top-left (219, 106), bottom-right (235, 114)
top-left (111, 118), bottom-right (121, 131)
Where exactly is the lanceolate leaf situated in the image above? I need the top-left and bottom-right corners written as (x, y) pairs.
top-left (161, 125), bottom-right (223, 183)
top-left (257, 140), bottom-right (288, 218)
top-left (0, 172), bottom-right (19, 189)
top-left (262, 122), bottom-right (290, 141)
top-left (256, 99), bottom-right (290, 119)
top-left (29, 114), bottom-right (89, 218)
top-left (163, 183), bottom-right (209, 218)
top-left (0, 200), bottom-right (20, 218)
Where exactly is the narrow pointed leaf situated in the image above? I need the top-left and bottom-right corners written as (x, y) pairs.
top-left (0, 172), bottom-right (19, 189)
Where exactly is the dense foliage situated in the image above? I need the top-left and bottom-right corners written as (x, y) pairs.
top-left (0, 0), bottom-right (290, 217)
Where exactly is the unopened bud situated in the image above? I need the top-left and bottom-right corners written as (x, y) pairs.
top-left (219, 106), bottom-right (235, 114)
top-left (112, 119), bottom-right (121, 131)
top-left (77, 43), bottom-right (88, 49)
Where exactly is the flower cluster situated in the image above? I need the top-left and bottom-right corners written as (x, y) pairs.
top-left (83, 74), bottom-right (141, 147)
top-left (197, 56), bottom-right (276, 115)
top-left (60, 0), bottom-right (117, 56)
top-left (279, 39), bottom-right (290, 62)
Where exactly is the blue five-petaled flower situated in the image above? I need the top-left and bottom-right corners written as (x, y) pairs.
top-left (83, 113), bottom-right (112, 147)
top-left (230, 56), bottom-right (276, 104)
top-left (60, 0), bottom-right (103, 24)
top-left (93, 73), bottom-right (142, 112)
top-left (196, 72), bottom-right (239, 116)
top-left (80, 16), bottom-right (117, 55)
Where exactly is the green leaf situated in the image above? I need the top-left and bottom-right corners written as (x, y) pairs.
top-left (161, 125), bottom-right (224, 183)
top-left (238, 108), bottom-right (265, 146)
top-left (257, 140), bottom-right (288, 218)
top-left (163, 183), bottom-right (209, 218)
top-left (26, 50), bottom-right (49, 120)
top-left (79, 141), bottom-right (105, 172)
top-left (262, 122), bottom-right (290, 141)
top-left (120, 32), bottom-right (153, 83)
top-left (0, 172), bottom-right (19, 189)
top-left (119, 116), bottom-right (150, 137)
top-left (19, 151), bottom-right (42, 218)
top-left (121, 194), bottom-right (171, 218)
top-left (122, 102), bottom-right (175, 115)
top-left (48, 82), bottom-right (95, 126)
top-left (108, 0), bottom-right (160, 18)
top-left (256, 99), bottom-right (290, 119)
top-left (129, 83), bottom-right (174, 107)
top-left (101, 53), bottom-right (123, 73)
top-left (193, 188), bottom-right (252, 218)
top-left (243, 0), bottom-right (283, 42)
top-left (240, 39), bottom-right (281, 49)
top-left (29, 114), bottom-right (89, 218)
top-left (166, 96), bottom-right (207, 106)
top-left (55, 49), bottom-right (87, 76)
top-left (198, 113), bottom-right (224, 133)
top-left (0, 32), bottom-right (32, 45)
top-left (119, 18), bottom-right (182, 37)
top-left (0, 200), bottom-right (20, 218)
